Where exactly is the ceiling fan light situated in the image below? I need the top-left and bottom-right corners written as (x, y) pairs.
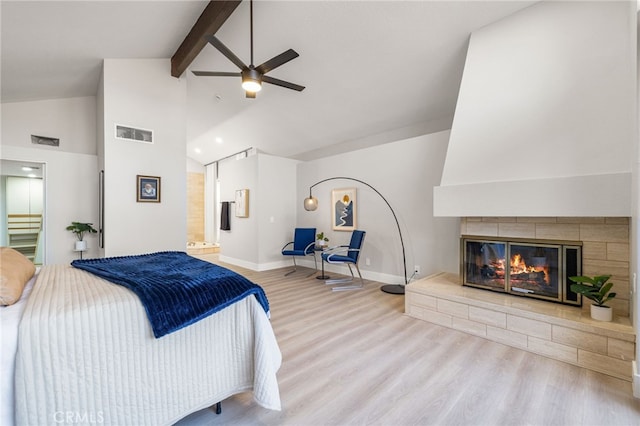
top-left (242, 68), bottom-right (262, 93)
top-left (242, 79), bottom-right (262, 92)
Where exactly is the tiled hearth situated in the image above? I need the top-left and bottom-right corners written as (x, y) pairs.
top-left (406, 217), bottom-right (634, 380)
top-left (405, 273), bottom-right (635, 380)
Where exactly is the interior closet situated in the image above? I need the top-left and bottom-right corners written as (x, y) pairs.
top-left (1, 162), bottom-right (45, 265)
top-left (7, 213), bottom-right (42, 262)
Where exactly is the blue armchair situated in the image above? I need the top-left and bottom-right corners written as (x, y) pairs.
top-left (281, 228), bottom-right (317, 276)
top-left (322, 230), bottom-right (366, 291)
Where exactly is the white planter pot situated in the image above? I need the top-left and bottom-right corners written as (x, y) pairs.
top-left (590, 304), bottom-right (612, 322)
top-left (75, 240), bottom-right (87, 251)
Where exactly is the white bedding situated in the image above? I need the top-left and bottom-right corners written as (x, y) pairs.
top-left (0, 271), bottom-right (37, 426)
top-left (13, 264), bottom-right (282, 425)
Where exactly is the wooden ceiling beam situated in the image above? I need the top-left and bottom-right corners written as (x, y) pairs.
top-left (171, 0), bottom-right (242, 78)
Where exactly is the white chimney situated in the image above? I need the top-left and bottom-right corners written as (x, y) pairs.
top-left (434, 1), bottom-right (636, 217)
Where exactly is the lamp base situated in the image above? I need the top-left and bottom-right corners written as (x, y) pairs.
top-left (380, 284), bottom-right (405, 295)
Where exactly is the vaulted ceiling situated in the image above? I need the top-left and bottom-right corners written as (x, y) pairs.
top-left (1, 1), bottom-right (536, 164)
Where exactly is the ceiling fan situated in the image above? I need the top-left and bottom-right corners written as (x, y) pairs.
top-left (192, 0), bottom-right (305, 98)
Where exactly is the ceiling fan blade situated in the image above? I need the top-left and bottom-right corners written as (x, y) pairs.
top-left (262, 75), bottom-right (305, 92)
top-left (245, 91), bottom-right (256, 99)
top-left (255, 49), bottom-right (299, 74)
top-left (192, 71), bottom-right (241, 77)
top-left (205, 34), bottom-right (247, 70)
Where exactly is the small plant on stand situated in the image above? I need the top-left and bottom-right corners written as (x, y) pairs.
top-left (66, 222), bottom-right (98, 256)
top-left (316, 232), bottom-right (329, 248)
top-left (569, 275), bottom-right (616, 321)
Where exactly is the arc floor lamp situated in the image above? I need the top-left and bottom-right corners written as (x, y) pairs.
top-left (303, 177), bottom-right (408, 294)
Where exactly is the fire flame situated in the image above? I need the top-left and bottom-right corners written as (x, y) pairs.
top-left (510, 253), bottom-right (549, 284)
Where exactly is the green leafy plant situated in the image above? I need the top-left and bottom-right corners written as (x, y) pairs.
top-left (316, 232), bottom-right (329, 243)
top-left (569, 275), bottom-right (616, 307)
top-left (66, 222), bottom-right (98, 241)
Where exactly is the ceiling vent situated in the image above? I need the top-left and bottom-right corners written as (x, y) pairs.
top-left (31, 134), bottom-right (59, 147)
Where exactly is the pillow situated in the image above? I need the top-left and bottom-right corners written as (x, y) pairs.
top-left (0, 247), bottom-right (36, 306)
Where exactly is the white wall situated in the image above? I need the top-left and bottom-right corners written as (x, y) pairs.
top-left (217, 152), bottom-right (299, 270)
top-left (257, 154), bottom-right (299, 268)
top-left (187, 157), bottom-right (205, 173)
top-left (436, 1), bottom-right (636, 217)
top-left (1, 97), bottom-right (100, 264)
top-left (218, 154), bottom-right (259, 266)
top-left (297, 131), bottom-right (459, 284)
top-left (101, 59), bottom-right (186, 256)
top-left (2, 97), bottom-right (97, 155)
top-left (215, 133), bottom-right (458, 282)
top-left (0, 146), bottom-right (99, 264)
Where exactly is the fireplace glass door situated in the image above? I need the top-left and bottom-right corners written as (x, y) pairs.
top-left (508, 243), bottom-right (559, 301)
top-left (464, 240), bottom-right (507, 291)
top-left (462, 237), bottom-right (581, 306)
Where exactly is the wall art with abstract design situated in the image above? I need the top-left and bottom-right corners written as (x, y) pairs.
top-left (331, 188), bottom-right (356, 231)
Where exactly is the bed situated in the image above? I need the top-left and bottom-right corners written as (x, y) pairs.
top-left (2, 250), bottom-right (282, 425)
top-left (0, 268), bottom-right (37, 426)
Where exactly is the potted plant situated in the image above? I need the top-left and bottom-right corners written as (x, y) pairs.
top-left (569, 275), bottom-right (616, 321)
top-left (66, 221), bottom-right (98, 251)
top-left (316, 232), bottom-right (329, 248)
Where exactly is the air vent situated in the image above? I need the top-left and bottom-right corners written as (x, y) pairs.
top-left (31, 135), bottom-right (59, 147)
top-left (115, 124), bottom-right (153, 143)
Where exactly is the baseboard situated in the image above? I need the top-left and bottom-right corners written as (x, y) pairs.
top-left (220, 256), bottom-right (408, 286)
top-left (218, 255), bottom-right (260, 271)
top-left (219, 256), bottom-right (306, 273)
top-left (255, 260), bottom-right (292, 272)
top-left (295, 258), bottom-right (406, 285)
top-left (633, 361), bottom-right (640, 398)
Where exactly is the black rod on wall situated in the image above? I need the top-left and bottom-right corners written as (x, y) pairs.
top-left (303, 176), bottom-right (408, 294)
top-left (99, 170), bottom-right (104, 249)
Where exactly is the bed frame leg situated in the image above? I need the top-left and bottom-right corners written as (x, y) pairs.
top-left (215, 402), bottom-right (222, 415)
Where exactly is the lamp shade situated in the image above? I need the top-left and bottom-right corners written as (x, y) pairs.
top-left (303, 196), bottom-right (318, 211)
top-left (241, 79), bottom-right (262, 92)
top-left (242, 68), bottom-right (262, 92)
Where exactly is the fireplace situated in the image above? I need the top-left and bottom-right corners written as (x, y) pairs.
top-left (461, 236), bottom-right (582, 306)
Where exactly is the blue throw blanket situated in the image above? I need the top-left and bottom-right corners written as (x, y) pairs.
top-left (71, 251), bottom-right (269, 338)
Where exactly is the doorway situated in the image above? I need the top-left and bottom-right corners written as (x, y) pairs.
top-left (185, 163), bottom-right (219, 256)
top-left (1, 159), bottom-right (46, 265)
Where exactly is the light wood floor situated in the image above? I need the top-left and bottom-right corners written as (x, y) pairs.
top-left (177, 255), bottom-right (640, 426)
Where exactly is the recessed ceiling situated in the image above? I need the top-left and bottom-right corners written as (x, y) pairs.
top-left (1, 1), bottom-right (535, 164)
top-left (1, 159), bottom-right (44, 178)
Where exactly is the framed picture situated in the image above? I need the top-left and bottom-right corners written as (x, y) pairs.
top-left (235, 189), bottom-right (249, 217)
top-left (332, 188), bottom-right (356, 231)
top-left (137, 175), bottom-right (161, 203)
top-left (115, 124), bottom-right (153, 143)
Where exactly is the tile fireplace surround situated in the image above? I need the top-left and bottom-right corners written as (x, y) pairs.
top-left (406, 217), bottom-right (634, 380)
